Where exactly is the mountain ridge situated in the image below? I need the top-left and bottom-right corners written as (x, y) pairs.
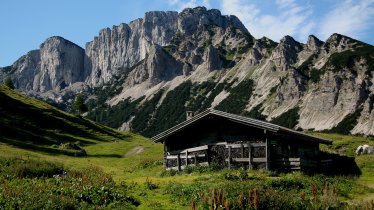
top-left (1, 6), bottom-right (374, 137)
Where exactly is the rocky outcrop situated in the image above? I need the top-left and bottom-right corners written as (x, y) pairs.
top-left (85, 11), bottom-right (179, 86)
top-left (125, 45), bottom-right (183, 86)
top-left (1, 37), bottom-right (85, 92)
top-left (270, 36), bottom-right (302, 70)
top-left (178, 7), bottom-right (248, 35)
top-left (36, 36), bottom-right (86, 92)
top-left (306, 35), bottom-right (323, 52)
top-left (6, 50), bottom-right (40, 91)
top-left (203, 46), bottom-right (222, 71)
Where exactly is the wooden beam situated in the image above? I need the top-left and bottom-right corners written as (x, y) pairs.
top-left (249, 145), bottom-right (252, 170)
top-left (207, 146), bottom-right (210, 166)
top-left (265, 138), bottom-right (269, 170)
top-left (228, 146), bottom-right (232, 169)
top-left (185, 150), bottom-right (188, 167)
top-left (241, 143), bottom-right (244, 158)
top-left (225, 142), bottom-right (266, 148)
top-left (177, 154), bottom-right (181, 171)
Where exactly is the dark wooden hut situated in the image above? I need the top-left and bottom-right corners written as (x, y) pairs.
top-left (152, 109), bottom-right (332, 172)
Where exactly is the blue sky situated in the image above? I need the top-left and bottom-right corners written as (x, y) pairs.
top-left (1, 0), bottom-right (373, 67)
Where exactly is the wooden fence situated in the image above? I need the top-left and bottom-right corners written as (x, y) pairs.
top-left (165, 142), bottom-right (268, 171)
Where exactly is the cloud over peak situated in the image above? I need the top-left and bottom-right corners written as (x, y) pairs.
top-left (319, 0), bottom-right (374, 40)
top-left (166, 0), bottom-right (374, 44)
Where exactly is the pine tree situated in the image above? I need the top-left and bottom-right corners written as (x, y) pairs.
top-left (73, 94), bottom-right (88, 116)
top-left (4, 77), bottom-right (15, 89)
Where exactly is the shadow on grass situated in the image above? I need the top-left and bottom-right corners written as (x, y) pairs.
top-left (0, 137), bottom-right (74, 156)
top-left (320, 152), bottom-right (361, 176)
top-left (0, 90), bottom-right (130, 146)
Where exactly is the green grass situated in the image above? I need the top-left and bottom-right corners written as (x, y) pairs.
top-left (0, 85), bottom-right (373, 209)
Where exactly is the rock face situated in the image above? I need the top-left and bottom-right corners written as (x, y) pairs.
top-left (2, 7), bottom-right (374, 136)
top-left (2, 36), bottom-right (85, 92)
top-left (36, 36), bottom-right (86, 92)
top-left (6, 50), bottom-right (40, 91)
top-left (84, 11), bottom-right (180, 86)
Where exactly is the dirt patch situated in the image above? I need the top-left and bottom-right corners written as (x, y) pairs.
top-left (125, 146), bottom-right (144, 157)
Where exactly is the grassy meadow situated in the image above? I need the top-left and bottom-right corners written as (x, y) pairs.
top-left (0, 85), bottom-right (373, 209)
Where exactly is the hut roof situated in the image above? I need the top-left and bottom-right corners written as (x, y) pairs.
top-left (152, 109), bottom-right (332, 145)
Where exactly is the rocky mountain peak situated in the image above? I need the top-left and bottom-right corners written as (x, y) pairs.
top-left (324, 33), bottom-right (357, 53)
top-left (270, 35), bottom-right (302, 69)
top-left (178, 6), bottom-right (249, 35)
top-left (37, 36), bottom-right (86, 92)
top-left (279, 35), bottom-right (300, 46)
top-left (306, 35), bottom-right (323, 52)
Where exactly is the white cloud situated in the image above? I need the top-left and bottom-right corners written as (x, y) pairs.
top-left (275, 0), bottom-right (295, 9)
top-left (167, 0), bottom-right (210, 11)
top-left (318, 0), bottom-right (374, 40)
top-left (220, 0), bottom-right (315, 42)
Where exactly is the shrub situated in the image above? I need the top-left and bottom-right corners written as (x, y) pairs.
top-left (244, 103), bottom-right (266, 120)
top-left (4, 77), bottom-right (15, 89)
top-left (216, 80), bottom-right (254, 114)
top-left (145, 177), bottom-right (158, 190)
top-left (329, 109), bottom-right (362, 135)
top-left (271, 106), bottom-right (300, 129)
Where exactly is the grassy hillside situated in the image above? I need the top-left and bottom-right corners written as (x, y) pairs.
top-left (0, 85), bottom-right (373, 209)
top-left (0, 85), bottom-right (129, 151)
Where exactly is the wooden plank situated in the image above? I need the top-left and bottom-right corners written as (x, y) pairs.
top-left (166, 154), bottom-right (206, 159)
top-left (251, 142), bottom-right (266, 147)
top-left (226, 144), bottom-right (248, 149)
top-left (253, 158), bottom-right (267, 162)
top-left (225, 142), bottom-right (266, 148)
top-left (226, 157), bottom-right (267, 162)
top-left (180, 145), bottom-right (208, 153)
top-left (276, 158), bottom-right (301, 162)
top-left (166, 162), bottom-right (209, 171)
top-left (226, 158), bottom-right (249, 162)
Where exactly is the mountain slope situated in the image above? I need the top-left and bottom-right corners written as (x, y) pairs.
top-left (1, 7), bottom-right (374, 136)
